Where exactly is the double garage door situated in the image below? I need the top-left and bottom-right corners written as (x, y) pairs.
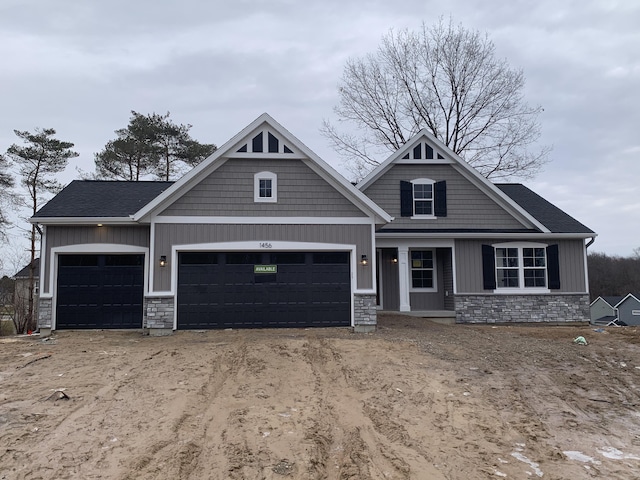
top-left (177, 251), bottom-right (351, 329)
top-left (55, 251), bottom-right (351, 330)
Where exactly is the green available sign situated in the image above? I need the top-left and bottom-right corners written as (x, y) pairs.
top-left (254, 264), bottom-right (277, 274)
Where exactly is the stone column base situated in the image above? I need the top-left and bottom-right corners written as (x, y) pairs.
top-left (354, 293), bottom-right (377, 332)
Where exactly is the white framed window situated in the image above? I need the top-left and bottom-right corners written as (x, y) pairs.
top-left (494, 242), bottom-right (549, 293)
top-left (411, 178), bottom-right (435, 218)
top-left (410, 249), bottom-right (436, 291)
top-left (254, 171), bottom-right (277, 203)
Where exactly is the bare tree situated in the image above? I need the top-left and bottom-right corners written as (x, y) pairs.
top-left (322, 18), bottom-right (550, 181)
top-left (3, 128), bottom-right (78, 332)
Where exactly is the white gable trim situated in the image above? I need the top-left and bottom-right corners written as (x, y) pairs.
top-left (615, 293), bottom-right (640, 308)
top-left (133, 113), bottom-right (392, 225)
top-left (357, 130), bottom-right (550, 233)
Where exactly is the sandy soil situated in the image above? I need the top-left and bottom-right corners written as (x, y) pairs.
top-left (1, 314), bottom-right (640, 479)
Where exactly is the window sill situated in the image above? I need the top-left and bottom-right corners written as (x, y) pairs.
top-left (410, 288), bottom-right (437, 293)
top-left (410, 215), bottom-right (437, 220)
top-left (494, 288), bottom-right (551, 294)
top-left (254, 197), bottom-right (277, 203)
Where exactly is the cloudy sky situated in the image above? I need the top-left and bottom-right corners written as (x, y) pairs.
top-left (1, 0), bottom-right (638, 272)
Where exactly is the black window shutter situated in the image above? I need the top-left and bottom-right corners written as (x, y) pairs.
top-left (482, 244), bottom-right (496, 290)
top-left (547, 244), bottom-right (561, 289)
top-left (400, 181), bottom-right (413, 217)
top-left (434, 181), bottom-right (447, 217)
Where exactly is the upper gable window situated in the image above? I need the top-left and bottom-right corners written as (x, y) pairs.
top-left (236, 130), bottom-right (296, 154)
top-left (412, 179), bottom-right (434, 217)
top-left (254, 171), bottom-right (277, 203)
top-left (400, 179), bottom-right (447, 218)
top-left (401, 142), bottom-right (445, 160)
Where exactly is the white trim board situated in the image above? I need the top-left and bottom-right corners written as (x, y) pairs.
top-left (46, 244), bottom-right (149, 331)
top-left (153, 216), bottom-right (375, 224)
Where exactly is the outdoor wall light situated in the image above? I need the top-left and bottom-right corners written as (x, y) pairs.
top-left (159, 256), bottom-right (167, 267)
top-left (360, 254), bottom-right (369, 266)
top-left (392, 257), bottom-right (398, 264)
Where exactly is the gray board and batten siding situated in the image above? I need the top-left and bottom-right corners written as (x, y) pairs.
top-left (618, 296), bottom-right (640, 326)
top-left (161, 158), bottom-right (367, 217)
top-left (455, 238), bottom-right (587, 294)
top-left (361, 164), bottom-right (526, 230)
top-left (153, 223), bottom-right (374, 291)
top-left (41, 225), bottom-right (150, 294)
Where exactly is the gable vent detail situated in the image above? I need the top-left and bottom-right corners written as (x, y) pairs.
top-left (401, 142), bottom-right (445, 161)
top-left (236, 130), bottom-right (296, 154)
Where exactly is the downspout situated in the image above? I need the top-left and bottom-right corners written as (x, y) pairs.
top-left (585, 236), bottom-right (596, 249)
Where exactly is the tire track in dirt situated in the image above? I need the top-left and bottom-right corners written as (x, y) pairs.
top-left (301, 336), bottom-right (440, 479)
top-left (120, 338), bottom-right (247, 479)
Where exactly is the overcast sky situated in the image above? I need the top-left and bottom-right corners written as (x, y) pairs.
top-left (1, 0), bottom-right (638, 273)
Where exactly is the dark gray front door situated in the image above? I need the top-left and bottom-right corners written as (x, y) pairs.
top-left (177, 252), bottom-right (351, 329)
top-left (56, 254), bottom-right (144, 329)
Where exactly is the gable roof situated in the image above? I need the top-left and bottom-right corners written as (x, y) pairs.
top-left (496, 184), bottom-right (594, 234)
top-left (32, 181), bottom-right (173, 221)
top-left (356, 129), bottom-right (553, 233)
top-left (14, 258), bottom-right (40, 278)
top-left (617, 293), bottom-right (640, 306)
top-left (132, 113), bottom-right (392, 224)
top-left (591, 296), bottom-right (625, 308)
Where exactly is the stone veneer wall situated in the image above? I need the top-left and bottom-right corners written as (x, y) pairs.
top-left (454, 294), bottom-right (590, 324)
top-left (354, 293), bottom-right (377, 331)
top-left (144, 296), bottom-right (175, 330)
top-left (38, 298), bottom-right (53, 329)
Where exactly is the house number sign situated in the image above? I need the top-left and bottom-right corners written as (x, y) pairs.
top-left (260, 242), bottom-right (272, 248)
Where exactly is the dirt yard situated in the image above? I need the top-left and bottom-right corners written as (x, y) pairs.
top-left (1, 314), bottom-right (640, 479)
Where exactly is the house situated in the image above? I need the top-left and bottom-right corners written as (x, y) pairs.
top-left (31, 114), bottom-right (595, 336)
top-left (13, 258), bottom-right (40, 330)
top-left (591, 294), bottom-right (640, 326)
top-left (358, 132), bottom-right (595, 324)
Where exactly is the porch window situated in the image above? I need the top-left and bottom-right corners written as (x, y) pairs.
top-left (410, 250), bottom-right (435, 289)
top-left (491, 243), bottom-right (552, 292)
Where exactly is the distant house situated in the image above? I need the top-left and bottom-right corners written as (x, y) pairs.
top-left (13, 258), bottom-right (40, 329)
top-left (590, 293), bottom-right (640, 326)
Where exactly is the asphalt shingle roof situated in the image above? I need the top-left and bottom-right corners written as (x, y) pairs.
top-left (601, 296), bottom-right (625, 307)
top-left (14, 258), bottom-right (40, 278)
top-left (496, 183), bottom-right (594, 234)
top-left (33, 181), bottom-right (174, 218)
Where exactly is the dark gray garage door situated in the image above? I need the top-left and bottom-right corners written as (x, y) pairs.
top-left (56, 254), bottom-right (144, 329)
top-left (177, 252), bottom-right (351, 329)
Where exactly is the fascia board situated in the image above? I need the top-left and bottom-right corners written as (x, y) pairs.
top-left (374, 231), bottom-right (593, 239)
top-left (29, 216), bottom-right (136, 225)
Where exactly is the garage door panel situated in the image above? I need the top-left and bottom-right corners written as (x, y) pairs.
top-left (178, 251), bottom-right (350, 329)
top-left (56, 254), bottom-right (144, 330)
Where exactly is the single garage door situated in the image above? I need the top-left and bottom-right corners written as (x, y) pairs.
top-left (177, 251), bottom-right (351, 329)
top-left (56, 254), bottom-right (144, 329)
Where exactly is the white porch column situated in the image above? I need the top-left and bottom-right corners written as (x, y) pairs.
top-left (398, 246), bottom-right (411, 312)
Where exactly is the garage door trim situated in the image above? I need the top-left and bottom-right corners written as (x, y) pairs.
top-left (169, 241), bottom-right (358, 329)
top-left (49, 244), bottom-right (149, 330)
